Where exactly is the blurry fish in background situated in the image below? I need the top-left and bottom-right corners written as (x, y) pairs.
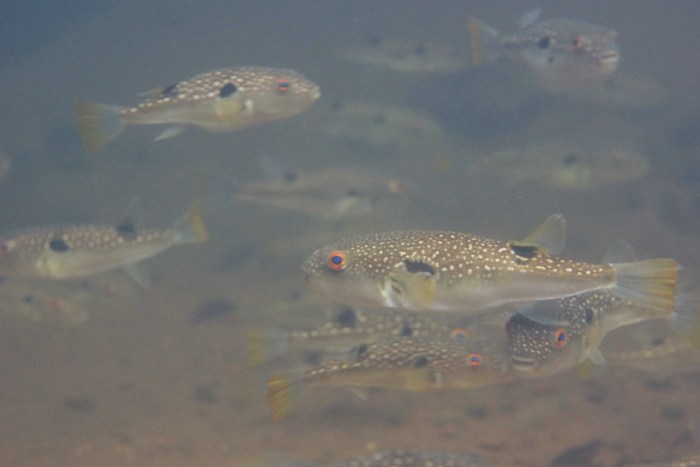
top-left (323, 99), bottom-right (448, 150)
top-left (248, 306), bottom-right (471, 365)
top-left (467, 139), bottom-right (650, 191)
top-left (468, 8), bottom-right (619, 92)
top-left (337, 35), bottom-right (469, 74)
top-left (0, 150), bottom-right (12, 181)
top-left (266, 329), bottom-right (512, 421)
top-left (0, 273), bottom-right (139, 326)
top-left (75, 66), bottom-right (321, 151)
top-left (210, 155), bottom-right (407, 220)
top-left (244, 449), bottom-right (489, 467)
top-left (506, 286), bottom-right (700, 378)
top-left (0, 203), bottom-right (207, 281)
top-left (302, 214), bottom-right (678, 315)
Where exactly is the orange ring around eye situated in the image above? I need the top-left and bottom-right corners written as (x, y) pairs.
top-left (450, 328), bottom-right (470, 341)
top-left (276, 79), bottom-right (290, 93)
top-left (466, 353), bottom-right (482, 367)
top-left (553, 328), bottom-right (568, 348)
top-left (326, 250), bottom-right (347, 271)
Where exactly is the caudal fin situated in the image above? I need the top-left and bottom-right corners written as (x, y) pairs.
top-left (173, 204), bottom-right (208, 244)
top-left (74, 101), bottom-right (126, 151)
top-left (247, 329), bottom-right (290, 366)
top-left (612, 259), bottom-right (679, 312)
top-left (671, 291), bottom-right (700, 348)
top-left (266, 375), bottom-right (302, 422)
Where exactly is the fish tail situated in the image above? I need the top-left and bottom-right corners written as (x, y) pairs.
top-left (467, 18), bottom-right (502, 67)
top-left (266, 375), bottom-right (302, 422)
top-left (612, 259), bottom-right (679, 312)
top-left (671, 291), bottom-right (700, 348)
top-left (173, 203), bottom-right (209, 244)
top-left (247, 329), bottom-right (290, 366)
top-left (74, 100), bottom-right (126, 151)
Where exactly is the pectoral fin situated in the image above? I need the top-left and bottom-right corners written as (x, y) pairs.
top-left (384, 271), bottom-right (436, 310)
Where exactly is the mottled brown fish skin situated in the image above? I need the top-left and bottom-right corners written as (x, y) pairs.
top-left (303, 230), bottom-right (615, 313)
top-left (122, 66), bottom-right (321, 129)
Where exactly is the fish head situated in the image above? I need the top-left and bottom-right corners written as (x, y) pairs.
top-left (243, 68), bottom-right (321, 118)
top-left (506, 312), bottom-right (584, 378)
top-left (507, 19), bottom-right (620, 89)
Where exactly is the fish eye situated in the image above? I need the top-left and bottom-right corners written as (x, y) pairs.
top-left (450, 328), bottom-right (470, 341)
top-left (538, 36), bottom-right (551, 49)
top-left (326, 250), bottom-right (347, 271)
top-left (466, 353), bottom-right (482, 367)
top-left (553, 328), bottom-right (568, 348)
top-left (276, 79), bottom-right (290, 93)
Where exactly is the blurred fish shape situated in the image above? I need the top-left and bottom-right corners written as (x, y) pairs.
top-left (337, 36), bottom-right (469, 74)
top-left (323, 99), bottom-right (448, 150)
top-left (506, 287), bottom-right (700, 378)
top-left (468, 139), bottom-right (649, 191)
top-left (0, 203), bottom-right (207, 280)
top-left (75, 66), bottom-right (321, 150)
top-left (302, 214), bottom-right (678, 315)
top-left (245, 449), bottom-right (489, 467)
top-left (212, 164), bottom-right (406, 220)
top-left (468, 8), bottom-right (619, 91)
top-left (266, 330), bottom-right (512, 421)
top-left (248, 306), bottom-right (472, 365)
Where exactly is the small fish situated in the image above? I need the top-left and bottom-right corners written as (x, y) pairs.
top-left (0, 204), bottom-right (207, 280)
top-left (323, 99), bottom-right (447, 149)
top-left (221, 166), bottom-right (405, 220)
top-left (266, 330), bottom-right (512, 421)
top-left (75, 66), bottom-right (321, 150)
top-left (468, 8), bottom-right (619, 90)
top-left (338, 36), bottom-right (469, 74)
top-left (248, 306), bottom-right (471, 365)
top-left (506, 290), bottom-right (700, 378)
top-left (468, 139), bottom-right (649, 191)
top-left (328, 449), bottom-right (490, 467)
top-left (302, 214), bottom-right (678, 315)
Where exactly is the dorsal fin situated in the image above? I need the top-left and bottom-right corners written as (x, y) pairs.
top-left (520, 213), bottom-right (566, 256)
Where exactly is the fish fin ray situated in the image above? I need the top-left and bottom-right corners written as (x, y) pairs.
top-left (74, 101), bottom-right (126, 151)
top-left (247, 329), bottom-right (289, 366)
top-left (266, 375), bottom-right (302, 422)
top-left (386, 271), bottom-right (436, 309)
top-left (520, 213), bottom-right (566, 255)
top-left (467, 18), bottom-right (502, 66)
top-left (154, 126), bottom-right (184, 141)
top-left (173, 203), bottom-right (208, 244)
top-left (518, 7), bottom-right (542, 29)
top-left (611, 259), bottom-right (678, 312)
top-left (671, 291), bottom-right (700, 348)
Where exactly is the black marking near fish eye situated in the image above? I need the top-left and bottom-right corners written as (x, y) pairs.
top-left (404, 259), bottom-right (436, 276)
top-left (162, 83), bottom-right (178, 97)
top-left (413, 355), bottom-right (429, 368)
top-left (584, 307), bottom-right (594, 324)
top-left (563, 153), bottom-right (580, 166)
top-left (538, 36), bottom-right (551, 49)
top-left (48, 236), bottom-right (70, 253)
top-left (509, 242), bottom-right (539, 259)
top-left (336, 307), bottom-right (357, 328)
top-left (219, 82), bottom-right (237, 98)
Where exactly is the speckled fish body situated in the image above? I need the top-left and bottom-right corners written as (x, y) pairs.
top-left (329, 449), bottom-right (490, 467)
top-left (266, 330), bottom-right (512, 420)
top-left (339, 37), bottom-right (469, 74)
top-left (302, 215), bottom-right (678, 315)
top-left (469, 9), bottom-right (619, 90)
top-left (0, 205), bottom-right (207, 280)
top-left (76, 66), bottom-right (321, 150)
top-left (506, 289), bottom-right (699, 378)
top-left (235, 167), bottom-right (405, 220)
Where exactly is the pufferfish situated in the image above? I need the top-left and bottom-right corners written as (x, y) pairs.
top-left (75, 66), bottom-right (321, 150)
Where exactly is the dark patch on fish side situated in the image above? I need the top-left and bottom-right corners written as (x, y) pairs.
top-left (193, 384), bottom-right (218, 404)
top-left (335, 307), bottom-right (357, 328)
top-left (400, 321), bottom-right (413, 337)
top-left (413, 355), bottom-right (429, 368)
top-left (64, 396), bottom-right (95, 412)
top-left (162, 83), bottom-right (178, 97)
top-left (190, 299), bottom-right (236, 325)
top-left (404, 259), bottom-right (436, 276)
top-left (219, 82), bottom-right (237, 98)
top-left (549, 439), bottom-right (602, 466)
top-left (115, 220), bottom-right (137, 239)
top-left (352, 343), bottom-right (369, 361)
top-left (508, 242), bottom-right (540, 259)
top-left (49, 236), bottom-right (70, 252)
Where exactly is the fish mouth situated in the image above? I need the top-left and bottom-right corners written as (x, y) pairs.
top-left (597, 50), bottom-right (620, 72)
top-left (511, 355), bottom-right (539, 372)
